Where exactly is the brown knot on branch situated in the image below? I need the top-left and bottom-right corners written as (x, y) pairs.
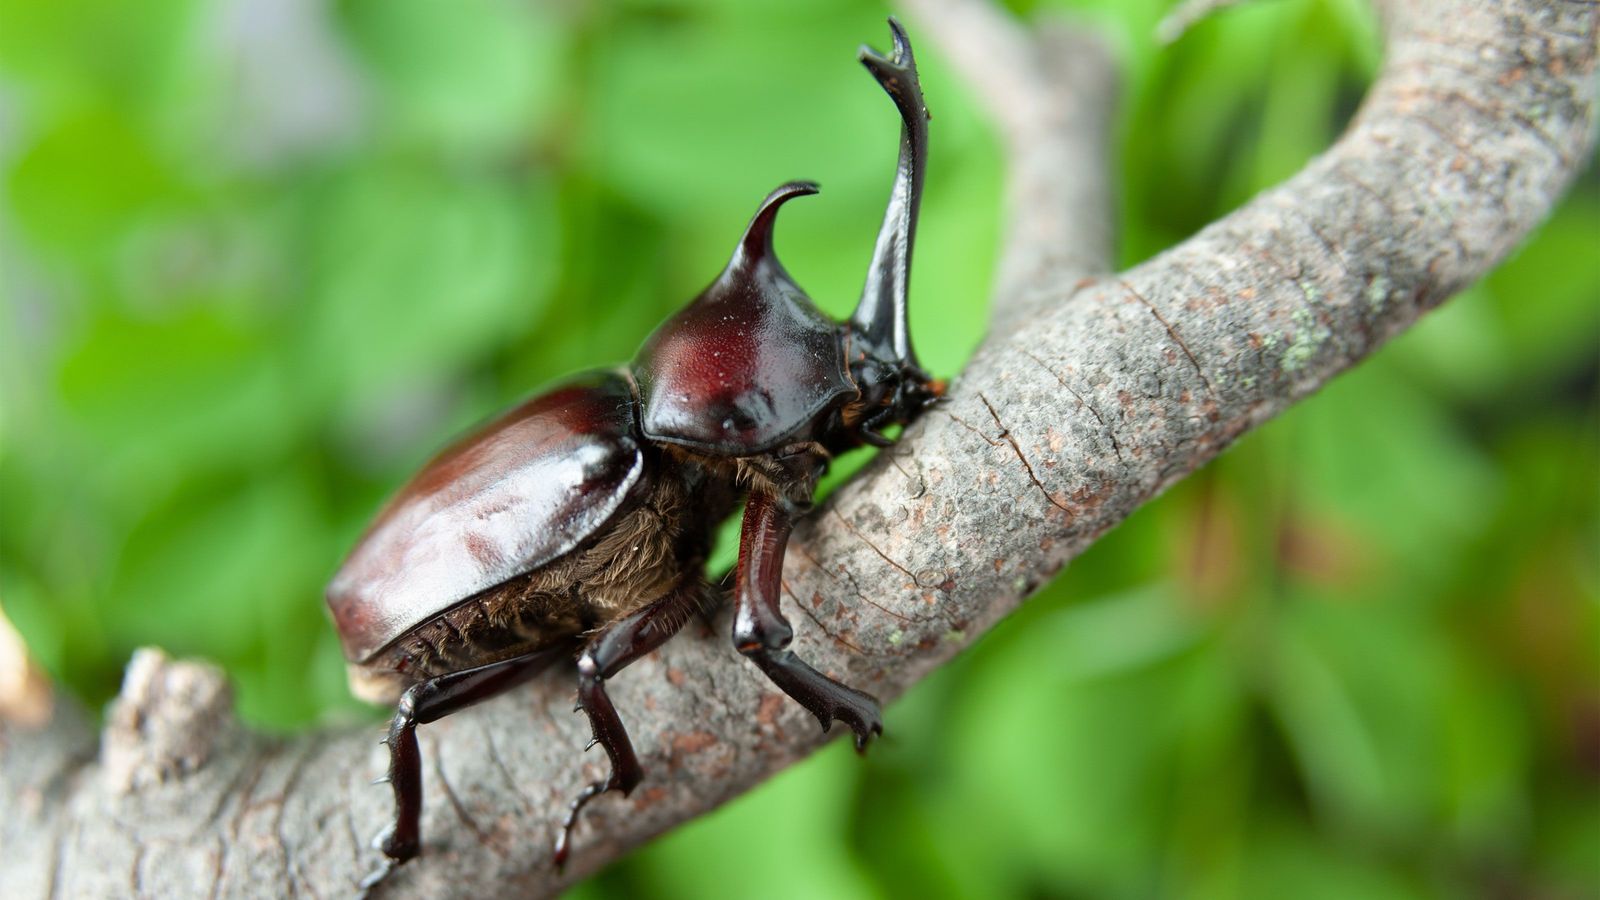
top-left (101, 649), bottom-right (236, 795)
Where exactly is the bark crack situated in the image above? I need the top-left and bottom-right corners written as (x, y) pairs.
top-left (207, 837), bottom-right (225, 900)
top-left (434, 739), bottom-right (508, 859)
top-left (481, 721), bottom-right (534, 815)
top-left (208, 743), bottom-right (273, 896)
top-left (1409, 78), bottom-right (1571, 168)
top-left (791, 542), bottom-right (915, 626)
top-left (1020, 348), bottom-right (1127, 464)
top-left (1292, 210), bottom-right (1356, 283)
top-left (980, 392), bottom-right (1072, 514)
top-left (274, 742), bottom-right (317, 897)
top-left (943, 409), bottom-right (1003, 447)
top-left (341, 807), bottom-right (364, 883)
top-left (829, 508), bottom-right (923, 588)
top-left (1334, 161), bottom-right (1402, 220)
top-left (1118, 278), bottom-right (1216, 396)
top-left (784, 580), bottom-right (868, 656)
top-left (46, 820), bottom-right (72, 900)
top-left (130, 842), bottom-right (145, 898)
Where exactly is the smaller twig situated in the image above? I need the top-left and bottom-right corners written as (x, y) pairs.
top-left (0, 606), bottom-right (53, 727)
top-left (901, 0), bottom-right (1120, 326)
top-left (101, 650), bottom-right (235, 794)
top-left (1157, 0), bottom-right (1273, 44)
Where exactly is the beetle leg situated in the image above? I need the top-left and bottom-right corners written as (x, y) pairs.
top-left (733, 487), bottom-right (883, 750)
top-left (856, 404), bottom-right (900, 448)
top-left (375, 644), bottom-right (572, 865)
top-left (556, 580), bottom-right (704, 868)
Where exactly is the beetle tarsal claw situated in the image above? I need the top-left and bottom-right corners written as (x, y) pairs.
top-left (552, 776), bottom-right (617, 870)
top-left (858, 18), bottom-right (915, 73)
top-left (857, 49), bottom-right (909, 84)
top-left (860, 424), bottom-right (895, 448)
top-left (357, 859), bottom-right (394, 893)
top-left (856, 720), bottom-right (885, 753)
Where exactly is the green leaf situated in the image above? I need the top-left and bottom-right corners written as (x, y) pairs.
top-left (337, 0), bottom-right (563, 154)
top-left (7, 106), bottom-right (178, 251)
top-left (296, 163), bottom-right (557, 409)
top-left (625, 743), bottom-right (881, 900)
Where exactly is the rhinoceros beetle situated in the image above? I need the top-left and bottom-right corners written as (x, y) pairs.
top-left (326, 19), bottom-right (939, 872)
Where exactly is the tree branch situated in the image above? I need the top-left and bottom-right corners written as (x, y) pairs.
top-left (2, 0), bottom-right (1592, 897)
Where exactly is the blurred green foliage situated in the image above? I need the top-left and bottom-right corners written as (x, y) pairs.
top-left (1, 0), bottom-right (1595, 897)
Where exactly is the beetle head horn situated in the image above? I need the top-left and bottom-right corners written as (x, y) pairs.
top-left (851, 17), bottom-right (928, 371)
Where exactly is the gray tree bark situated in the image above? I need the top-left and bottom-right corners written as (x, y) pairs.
top-left (2, 0), bottom-right (1593, 897)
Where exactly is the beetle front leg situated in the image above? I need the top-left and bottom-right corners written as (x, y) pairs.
top-left (557, 581), bottom-right (704, 867)
top-left (733, 487), bottom-right (883, 750)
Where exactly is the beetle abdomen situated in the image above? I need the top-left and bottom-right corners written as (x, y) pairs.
top-left (348, 467), bottom-right (718, 703)
top-left (327, 370), bottom-right (648, 664)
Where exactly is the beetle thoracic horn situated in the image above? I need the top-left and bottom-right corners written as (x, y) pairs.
top-left (851, 17), bottom-right (928, 370)
top-left (731, 180), bottom-right (820, 271)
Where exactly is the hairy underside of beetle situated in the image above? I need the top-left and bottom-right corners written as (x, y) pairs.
top-left (349, 470), bottom-right (732, 704)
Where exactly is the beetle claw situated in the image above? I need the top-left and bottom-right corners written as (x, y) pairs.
top-left (357, 858), bottom-right (396, 894)
top-left (857, 19), bottom-right (915, 75)
top-left (853, 721), bottom-right (885, 753)
top-left (860, 426), bottom-right (895, 448)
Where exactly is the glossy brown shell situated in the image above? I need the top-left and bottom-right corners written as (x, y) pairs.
top-left (634, 182), bottom-right (855, 456)
top-left (326, 370), bottom-right (647, 663)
